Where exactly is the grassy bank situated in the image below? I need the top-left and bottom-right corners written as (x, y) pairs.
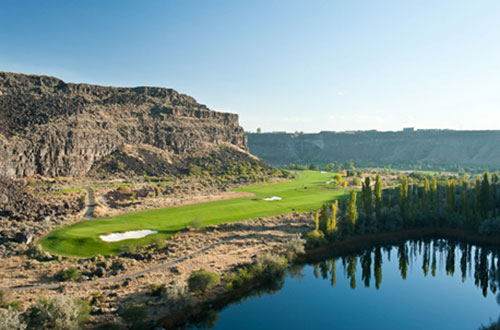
top-left (41, 171), bottom-right (345, 257)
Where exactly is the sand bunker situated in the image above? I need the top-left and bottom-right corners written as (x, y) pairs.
top-left (100, 229), bottom-right (158, 242)
top-left (326, 180), bottom-right (334, 184)
top-left (321, 171), bottom-right (328, 174)
top-left (263, 196), bottom-right (282, 201)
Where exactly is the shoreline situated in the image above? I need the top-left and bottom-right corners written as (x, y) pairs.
top-left (156, 226), bottom-right (500, 329)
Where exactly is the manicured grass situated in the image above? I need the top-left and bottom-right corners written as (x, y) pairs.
top-left (41, 171), bottom-right (347, 257)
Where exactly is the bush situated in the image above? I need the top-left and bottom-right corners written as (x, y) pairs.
top-left (161, 281), bottom-right (193, 312)
top-left (188, 269), bottom-right (219, 294)
top-left (56, 267), bottom-right (80, 281)
top-left (117, 186), bottom-right (133, 195)
top-left (26, 296), bottom-right (88, 330)
top-left (256, 253), bottom-right (288, 279)
top-left (305, 230), bottom-right (327, 247)
top-left (0, 308), bottom-right (26, 330)
top-left (283, 234), bottom-right (306, 261)
top-left (120, 304), bottom-right (148, 330)
top-left (149, 283), bottom-right (167, 297)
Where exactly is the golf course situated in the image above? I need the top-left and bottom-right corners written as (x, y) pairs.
top-left (41, 171), bottom-right (346, 257)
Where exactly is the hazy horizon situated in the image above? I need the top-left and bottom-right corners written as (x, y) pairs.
top-left (1, 0), bottom-right (499, 133)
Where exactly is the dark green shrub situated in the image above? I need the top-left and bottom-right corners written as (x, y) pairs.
top-left (188, 269), bottom-right (219, 293)
top-left (56, 267), bottom-right (80, 281)
top-left (149, 283), bottom-right (167, 297)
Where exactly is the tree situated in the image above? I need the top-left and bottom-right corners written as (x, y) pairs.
top-left (480, 172), bottom-right (491, 218)
top-left (319, 204), bottom-right (329, 233)
top-left (313, 210), bottom-right (319, 232)
top-left (492, 172), bottom-right (499, 216)
top-left (326, 201), bottom-right (338, 235)
top-left (431, 177), bottom-right (438, 211)
top-left (341, 180), bottom-right (348, 195)
top-left (475, 176), bottom-right (482, 219)
top-left (446, 179), bottom-right (456, 215)
top-left (423, 178), bottom-right (431, 213)
top-left (347, 191), bottom-right (358, 232)
top-left (374, 174), bottom-right (383, 221)
top-left (461, 176), bottom-right (470, 219)
top-left (361, 177), bottom-right (372, 216)
top-left (399, 176), bottom-right (409, 222)
top-left (256, 128), bottom-right (262, 133)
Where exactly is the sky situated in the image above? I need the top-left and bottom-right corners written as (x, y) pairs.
top-left (1, 0), bottom-right (499, 133)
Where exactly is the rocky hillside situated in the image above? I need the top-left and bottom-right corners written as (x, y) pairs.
top-left (0, 71), bottom-right (248, 178)
top-left (247, 130), bottom-right (500, 168)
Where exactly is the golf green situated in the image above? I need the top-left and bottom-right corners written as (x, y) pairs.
top-left (40, 171), bottom-right (347, 257)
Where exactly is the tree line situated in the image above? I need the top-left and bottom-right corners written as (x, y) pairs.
top-left (306, 172), bottom-right (500, 246)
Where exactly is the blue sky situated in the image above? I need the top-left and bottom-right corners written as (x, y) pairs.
top-left (1, 0), bottom-right (499, 132)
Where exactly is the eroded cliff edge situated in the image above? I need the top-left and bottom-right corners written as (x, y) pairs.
top-left (0, 71), bottom-right (248, 178)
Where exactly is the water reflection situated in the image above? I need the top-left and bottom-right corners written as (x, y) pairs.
top-left (311, 239), bottom-right (500, 298)
top-left (178, 239), bottom-right (500, 330)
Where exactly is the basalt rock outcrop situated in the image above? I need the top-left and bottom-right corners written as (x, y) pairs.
top-left (0, 71), bottom-right (248, 178)
top-left (247, 130), bottom-right (500, 167)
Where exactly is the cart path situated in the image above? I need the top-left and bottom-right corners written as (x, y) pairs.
top-left (10, 229), bottom-right (272, 291)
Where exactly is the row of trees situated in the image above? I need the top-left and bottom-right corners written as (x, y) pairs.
top-left (306, 172), bottom-right (500, 246)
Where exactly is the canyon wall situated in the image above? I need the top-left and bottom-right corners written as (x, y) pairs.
top-left (0, 72), bottom-right (248, 178)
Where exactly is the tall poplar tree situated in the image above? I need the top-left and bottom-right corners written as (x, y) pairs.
top-left (461, 176), bottom-right (470, 219)
top-left (431, 177), bottom-right (439, 211)
top-left (492, 172), bottom-right (499, 216)
top-left (399, 176), bottom-right (409, 222)
top-left (362, 177), bottom-right (373, 215)
top-left (480, 172), bottom-right (491, 218)
top-left (475, 176), bottom-right (482, 219)
top-left (423, 178), bottom-right (431, 214)
top-left (313, 210), bottom-right (319, 232)
top-left (374, 174), bottom-right (383, 221)
top-left (327, 201), bottom-right (338, 235)
top-left (347, 190), bottom-right (358, 232)
top-left (446, 179), bottom-right (456, 215)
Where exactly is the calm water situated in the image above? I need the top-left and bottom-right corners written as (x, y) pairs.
top-left (184, 239), bottom-right (500, 330)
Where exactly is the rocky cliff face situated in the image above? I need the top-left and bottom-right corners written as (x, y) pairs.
top-left (247, 130), bottom-right (500, 167)
top-left (0, 72), bottom-right (248, 178)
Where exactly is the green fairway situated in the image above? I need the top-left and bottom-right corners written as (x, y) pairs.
top-left (41, 171), bottom-right (347, 257)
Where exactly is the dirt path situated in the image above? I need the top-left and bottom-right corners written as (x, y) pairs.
top-left (82, 186), bottom-right (95, 219)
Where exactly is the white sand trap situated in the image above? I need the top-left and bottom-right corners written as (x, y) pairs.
top-left (263, 196), bottom-right (282, 201)
top-left (321, 171), bottom-right (328, 174)
top-left (100, 229), bottom-right (158, 242)
top-left (326, 180), bottom-right (334, 184)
